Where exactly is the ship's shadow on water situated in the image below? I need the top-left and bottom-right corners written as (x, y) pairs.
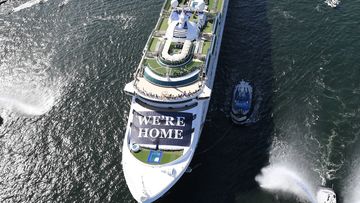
top-left (158, 0), bottom-right (274, 202)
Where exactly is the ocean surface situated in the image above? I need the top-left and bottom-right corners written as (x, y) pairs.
top-left (0, 0), bottom-right (359, 202)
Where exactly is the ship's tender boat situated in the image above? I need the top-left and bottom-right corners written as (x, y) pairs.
top-left (317, 186), bottom-right (337, 203)
top-left (230, 80), bottom-right (253, 124)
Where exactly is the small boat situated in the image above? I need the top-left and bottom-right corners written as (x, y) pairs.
top-left (317, 186), bottom-right (336, 203)
top-left (230, 80), bottom-right (253, 124)
top-left (325, 0), bottom-right (340, 8)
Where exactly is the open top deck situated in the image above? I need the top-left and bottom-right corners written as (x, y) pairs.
top-left (132, 0), bottom-right (224, 102)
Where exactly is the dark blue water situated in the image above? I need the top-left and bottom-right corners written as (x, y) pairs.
top-left (0, 0), bottom-right (359, 202)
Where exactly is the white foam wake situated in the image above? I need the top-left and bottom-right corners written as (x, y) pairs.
top-left (0, 58), bottom-right (60, 116)
top-left (255, 165), bottom-right (317, 203)
top-left (0, 94), bottom-right (55, 116)
top-left (11, 0), bottom-right (48, 13)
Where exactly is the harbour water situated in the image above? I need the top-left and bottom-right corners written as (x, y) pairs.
top-left (0, 0), bottom-right (359, 202)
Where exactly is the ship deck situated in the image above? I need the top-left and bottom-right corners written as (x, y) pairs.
top-left (127, 97), bottom-right (198, 165)
top-left (132, 0), bottom-right (224, 101)
top-left (131, 147), bottom-right (184, 165)
top-left (135, 78), bottom-right (202, 100)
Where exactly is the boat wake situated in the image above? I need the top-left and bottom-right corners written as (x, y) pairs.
top-left (255, 165), bottom-right (317, 203)
top-left (0, 16), bottom-right (65, 116)
top-left (0, 51), bottom-right (62, 116)
top-left (0, 94), bottom-right (55, 116)
top-left (0, 61), bottom-right (61, 116)
top-left (10, 0), bottom-right (48, 13)
top-left (0, 75), bottom-right (61, 116)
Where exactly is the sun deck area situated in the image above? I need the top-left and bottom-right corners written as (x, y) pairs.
top-left (132, 0), bottom-right (224, 101)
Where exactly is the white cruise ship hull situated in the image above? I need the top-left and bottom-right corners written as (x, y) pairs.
top-left (122, 0), bottom-right (229, 202)
top-left (122, 98), bottom-right (205, 202)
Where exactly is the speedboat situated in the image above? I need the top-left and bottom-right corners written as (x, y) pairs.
top-left (317, 186), bottom-right (336, 203)
top-left (230, 80), bottom-right (253, 124)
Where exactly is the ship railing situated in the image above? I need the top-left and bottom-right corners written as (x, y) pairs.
top-left (134, 85), bottom-right (203, 101)
top-left (133, 65), bottom-right (206, 101)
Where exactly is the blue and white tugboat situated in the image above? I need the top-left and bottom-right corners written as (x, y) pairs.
top-left (230, 80), bottom-right (253, 124)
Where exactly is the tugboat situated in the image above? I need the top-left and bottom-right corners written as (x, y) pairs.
top-left (230, 80), bottom-right (253, 124)
top-left (317, 186), bottom-right (337, 203)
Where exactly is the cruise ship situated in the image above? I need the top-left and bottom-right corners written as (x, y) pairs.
top-left (122, 0), bottom-right (228, 202)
